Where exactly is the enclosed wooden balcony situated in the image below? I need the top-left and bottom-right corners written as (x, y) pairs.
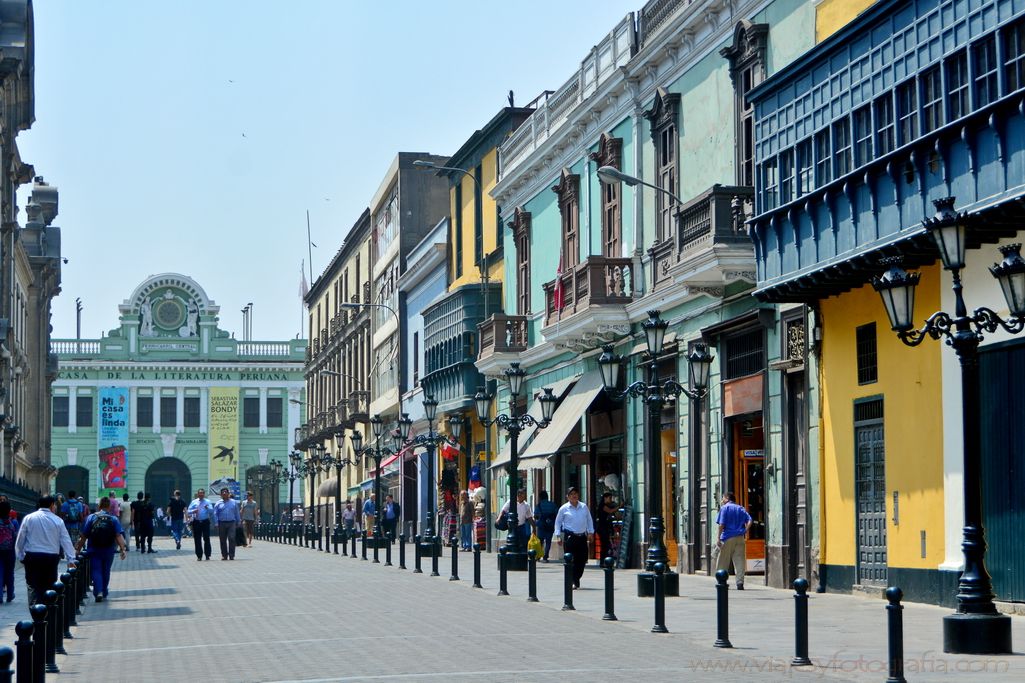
top-left (542, 256), bottom-right (634, 327)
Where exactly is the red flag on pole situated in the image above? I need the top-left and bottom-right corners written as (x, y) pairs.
top-left (553, 254), bottom-right (564, 314)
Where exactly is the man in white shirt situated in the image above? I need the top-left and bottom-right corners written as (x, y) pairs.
top-left (552, 486), bottom-right (594, 589)
top-left (15, 496), bottom-right (78, 605)
top-left (186, 489), bottom-right (215, 561)
top-left (499, 489), bottom-right (534, 549)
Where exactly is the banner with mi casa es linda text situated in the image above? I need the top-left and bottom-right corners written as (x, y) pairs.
top-left (208, 387), bottom-right (241, 499)
top-left (97, 387), bottom-right (129, 498)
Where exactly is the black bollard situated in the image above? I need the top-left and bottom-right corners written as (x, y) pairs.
top-left (372, 529), bottom-right (380, 564)
top-left (385, 532), bottom-right (393, 566)
top-left (430, 535), bottom-right (440, 577)
top-left (527, 549), bottom-right (538, 602)
top-left (59, 573), bottom-right (73, 639)
top-left (561, 552), bottom-right (575, 611)
top-left (652, 562), bottom-right (669, 633)
top-left (449, 534), bottom-right (459, 581)
top-left (792, 578), bottom-right (812, 666)
top-left (714, 569), bottom-right (732, 648)
top-left (472, 543), bottom-right (482, 588)
top-left (65, 567), bottom-right (78, 626)
top-left (333, 525), bottom-right (339, 554)
top-left (325, 523), bottom-right (331, 554)
top-left (51, 583), bottom-right (66, 656)
top-left (361, 531), bottom-right (368, 561)
top-left (350, 528), bottom-right (357, 557)
top-left (602, 556), bottom-right (617, 621)
top-left (886, 587), bottom-right (907, 683)
top-left (497, 546), bottom-right (509, 596)
top-left (29, 604), bottom-right (45, 683)
top-left (76, 553), bottom-right (87, 612)
top-left (43, 591), bottom-right (59, 673)
top-left (14, 621), bottom-right (32, 683)
top-left (0, 646), bottom-right (12, 683)
top-left (398, 533), bottom-right (406, 570)
top-left (413, 534), bottom-right (423, 574)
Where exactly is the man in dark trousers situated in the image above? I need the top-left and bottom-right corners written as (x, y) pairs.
top-left (135, 493), bottom-right (156, 553)
top-left (74, 496), bottom-right (127, 602)
top-left (187, 489), bottom-right (214, 560)
top-left (129, 491), bottom-right (144, 551)
top-left (14, 496), bottom-right (77, 606)
top-left (382, 495), bottom-right (400, 542)
top-left (552, 487), bottom-right (594, 589)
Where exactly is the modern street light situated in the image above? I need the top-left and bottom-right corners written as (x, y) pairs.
top-left (396, 396), bottom-right (464, 561)
top-left (871, 197), bottom-right (1020, 654)
top-left (473, 365), bottom-right (558, 571)
top-left (597, 310), bottom-right (714, 597)
top-left (596, 165), bottom-right (686, 205)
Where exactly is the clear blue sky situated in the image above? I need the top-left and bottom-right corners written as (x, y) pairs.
top-left (21, 0), bottom-right (634, 340)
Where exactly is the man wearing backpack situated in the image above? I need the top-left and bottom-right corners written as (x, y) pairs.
top-left (61, 490), bottom-right (86, 544)
top-left (75, 497), bottom-right (127, 602)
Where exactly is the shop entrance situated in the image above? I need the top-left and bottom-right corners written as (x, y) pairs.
top-left (730, 414), bottom-right (765, 574)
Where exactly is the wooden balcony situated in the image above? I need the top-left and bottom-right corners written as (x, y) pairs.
top-left (542, 256), bottom-right (634, 327)
top-left (477, 313), bottom-right (529, 362)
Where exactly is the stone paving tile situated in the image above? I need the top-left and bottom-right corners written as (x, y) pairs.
top-left (3, 536), bottom-right (1021, 682)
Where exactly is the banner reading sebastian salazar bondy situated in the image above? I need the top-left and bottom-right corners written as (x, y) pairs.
top-left (208, 387), bottom-right (241, 498)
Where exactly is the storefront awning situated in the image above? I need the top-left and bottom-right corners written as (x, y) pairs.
top-left (489, 375), bottom-right (579, 471)
top-left (520, 370), bottom-right (604, 462)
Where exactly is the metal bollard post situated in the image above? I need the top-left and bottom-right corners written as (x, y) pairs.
top-left (449, 534), bottom-right (459, 581)
top-left (652, 563), bottom-right (669, 633)
top-left (602, 556), bottom-right (617, 621)
top-left (361, 531), bottom-right (368, 561)
top-left (886, 587), bottom-right (907, 683)
top-left (51, 583), bottom-right (66, 656)
top-left (65, 567), bottom-right (78, 627)
top-left (527, 549), bottom-right (538, 602)
top-left (472, 543), bottom-right (482, 588)
top-left (43, 591), bottom-right (59, 673)
top-left (792, 578), bottom-right (812, 666)
top-left (398, 533), bottom-right (406, 570)
top-left (497, 546), bottom-right (509, 596)
top-left (325, 523), bottom-right (332, 554)
top-left (76, 551), bottom-right (88, 611)
top-left (430, 536), bottom-right (440, 577)
top-left (14, 621), bottom-right (32, 683)
top-left (0, 646), bottom-right (12, 683)
top-left (385, 533), bottom-right (393, 567)
top-left (333, 525), bottom-right (339, 555)
top-left (413, 534), bottom-right (423, 574)
top-left (29, 604), bottom-right (45, 683)
top-left (373, 530), bottom-right (380, 564)
top-left (714, 569), bottom-right (732, 647)
top-left (561, 552), bottom-right (574, 611)
top-left (350, 528), bottom-right (357, 557)
top-left (59, 573), bottom-right (73, 639)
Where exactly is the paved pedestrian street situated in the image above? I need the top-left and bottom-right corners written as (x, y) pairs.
top-left (4, 537), bottom-right (1023, 682)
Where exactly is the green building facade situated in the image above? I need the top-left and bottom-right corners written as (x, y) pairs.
top-left (49, 273), bottom-right (305, 519)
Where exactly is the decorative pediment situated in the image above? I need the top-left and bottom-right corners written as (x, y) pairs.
top-left (719, 20), bottom-right (768, 76)
top-left (588, 132), bottom-right (623, 169)
top-left (551, 168), bottom-right (580, 207)
top-left (643, 87), bottom-right (680, 134)
top-left (509, 206), bottom-right (531, 241)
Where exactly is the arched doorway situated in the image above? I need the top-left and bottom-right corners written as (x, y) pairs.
top-left (246, 466), bottom-right (276, 522)
top-left (55, 466), bottom-right (90, 500)
top-left (145, 458), bottom-right (192, 534)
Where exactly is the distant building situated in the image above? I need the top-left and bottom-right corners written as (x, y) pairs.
top-left (50, 273), bottom-right (305, 518)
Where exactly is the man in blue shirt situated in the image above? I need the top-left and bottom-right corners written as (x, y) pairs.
top-left (714, 492), bottom-right (753, 590)
top-left (214, 488), bottom-right (242, 560)
top-left (362, 494), bottom-right (376, 537)
top-left (382, 495), bottom-right (400, 543)
top-left (187, 489), bottom-right (215, 561)
top-left (74, 496), bottom-right (127, 602)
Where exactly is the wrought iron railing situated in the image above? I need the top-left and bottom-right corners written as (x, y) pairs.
top-left (542, 256), bottom-right (634, 326)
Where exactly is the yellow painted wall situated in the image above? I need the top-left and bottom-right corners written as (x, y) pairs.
top-left (449, 149), bottom-right (502, 291)
top-left (819, 265), bottom-right (945, 570)
top-left (815, 0), bottom-right (877, 42)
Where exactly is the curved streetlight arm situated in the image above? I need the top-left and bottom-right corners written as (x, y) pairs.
top-left (608, 378), bottom-right (707, 402)
top-left (895, 306), bottom-right (1025, 348)
top-left (597, 165), bottom-right (684, 206)
top-left (412, 160), bottom-right (481, 193)
top-left (477, 413), bottom-right (551, 432)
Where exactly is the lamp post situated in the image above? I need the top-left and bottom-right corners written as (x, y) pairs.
top-left (871, 197), bottom-right (1020, 655)
top-left (270, 459), bottom-right (283, 523)
top-left (597, 310), bottom-right (713, 597)
top-left (328, 436), bottom-right (351, 554)
top-left (306, 449), bottom-right (324, 550)
top-left (396, 396), bottom-right (463, 559)
top-left (287, 451), bottom-right (304, 544)
top-left (350, 417), bottom-right (403, 560)
top-left (473, 365), bottom-right (558, 571)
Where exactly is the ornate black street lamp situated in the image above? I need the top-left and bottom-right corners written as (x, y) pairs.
top-left (287, 451), bottom-right (305, 545)
top-left (872, 197), bottom-right (1020, 654)
top-left (349, 416), bottom-right (404, 561)
top-left (396, 396), bottom-right (464, 559)
top-left (474, 365), bottom-right (558, 571)
top-left (597, 310), bottom-right (713, 597)
top-left (306, 448), bottom-right (325, 550)
top-left (270, 459), bottom-right (283, 523)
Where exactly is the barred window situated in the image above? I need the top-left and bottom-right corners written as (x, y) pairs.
top-left (723, 329), bottom-right (764, 381)
top-left (856, 323), bottom-right (878, 385)
top-left (947, 51), bottom-right (969, 120)
top-left (973, 37), bottom-right (998, 108)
